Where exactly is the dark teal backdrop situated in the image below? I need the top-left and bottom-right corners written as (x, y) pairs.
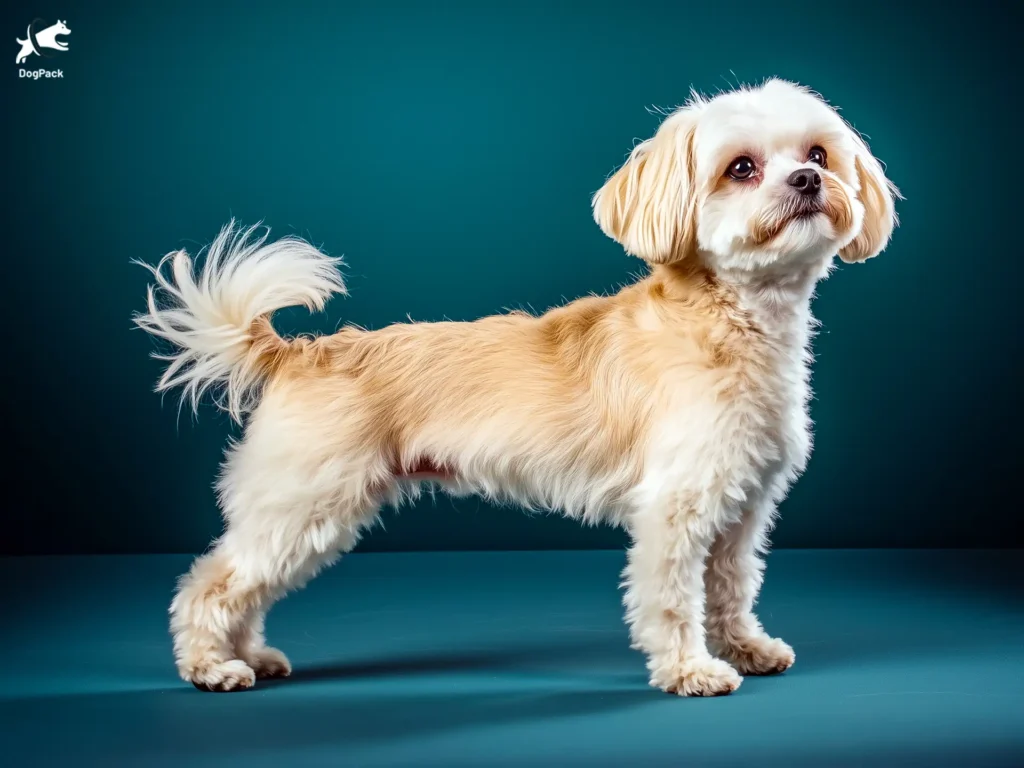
top-left (2, 0), bottom-right (1019, 554)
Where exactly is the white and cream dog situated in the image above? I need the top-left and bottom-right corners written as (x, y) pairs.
top-left (136, 78), bottom-right (898, 695)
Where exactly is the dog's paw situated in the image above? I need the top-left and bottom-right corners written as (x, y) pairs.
top-left (651, 656), bottom-right (742, 697)
top-left (245, 646), bottom-right (292, 679)
top-left (720, 635), bottom-right (795, 676)
top-left (184, 659), bottom-right (257, 692)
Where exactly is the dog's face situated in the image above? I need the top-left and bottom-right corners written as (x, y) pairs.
top-left (593, 80), bottom-right (899, 276)
top-left (53, 20), bottom-right (71, 35)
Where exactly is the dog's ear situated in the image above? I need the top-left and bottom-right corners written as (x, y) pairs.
top-left (592, 113), bottom-right (699, 264)
top-left (838, 132), bottom-right (901, 263)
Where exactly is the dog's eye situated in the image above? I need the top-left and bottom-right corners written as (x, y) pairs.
top-left (727, 156), bottom-right (757, 180)
top-left (807, 146), bottom-right (828, 168)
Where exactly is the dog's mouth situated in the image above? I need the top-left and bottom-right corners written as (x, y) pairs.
top-left (750, 200), bottom-right (825, 245)
top-left (785, 199), bottom-right (825, 223)
top-left (773, 197), bottom-right (832, 237)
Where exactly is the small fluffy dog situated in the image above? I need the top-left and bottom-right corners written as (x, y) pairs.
top-left (136, 79), bottom-right (898, 695)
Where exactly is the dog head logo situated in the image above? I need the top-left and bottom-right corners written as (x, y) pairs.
top-left (15, 19), bottom-right (70, 65)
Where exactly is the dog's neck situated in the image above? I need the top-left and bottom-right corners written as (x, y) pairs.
top-left (722, 267), bottom-right (821, 338)
top-left (649, 259), bottom-right (824, 343)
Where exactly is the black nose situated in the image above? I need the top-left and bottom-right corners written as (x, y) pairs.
top-left (788, 168), bottom-right (821, 195)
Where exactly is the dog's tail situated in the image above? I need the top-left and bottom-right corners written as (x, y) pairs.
top-left (134, 220), bottom-right (345, 422)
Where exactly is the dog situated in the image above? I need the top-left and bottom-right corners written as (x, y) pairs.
top-left (135, 78), bottom-right (898, 695)
top-left (15, 19), bottom-right (70, 65)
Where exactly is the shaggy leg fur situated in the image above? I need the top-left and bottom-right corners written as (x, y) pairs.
top-left (170, 508), bottom-right (372, 692)
top-left (623, 491), bottom-right (743, 697)
top-left (704, 504), bottom-right (795, 675)
top-left (234, 613), bottom-right (292, 679)
top-left (170, 532), bottom-right (332, 691)
top-left (169, 424), bottom-right (382, 691)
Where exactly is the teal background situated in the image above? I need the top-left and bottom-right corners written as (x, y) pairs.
top-left (2, 0), bottom-right (1020, 554)
top-left (3, 550), bottom-right (1023, 764)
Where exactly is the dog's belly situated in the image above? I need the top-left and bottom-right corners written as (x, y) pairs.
top-left (394, 457), bottom-right (457, 482)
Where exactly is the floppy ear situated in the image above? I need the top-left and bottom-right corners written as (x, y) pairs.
top-left (839, 133), bottom-right (901, 263)
top-left (592, 114), bottom-right (698, 264)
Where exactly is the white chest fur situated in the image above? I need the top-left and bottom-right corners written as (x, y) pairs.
top-left (633, 269), bottom-right (820, 526)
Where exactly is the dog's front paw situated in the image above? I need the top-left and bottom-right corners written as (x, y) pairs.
top-left (244, 646), bottom-right (292, 679)
top-left (651, 656), bottom-right (742, 697)
top-left (719, 635), bottom-right (795, 676)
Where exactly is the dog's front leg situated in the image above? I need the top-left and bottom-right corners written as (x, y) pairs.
top-left (623, 490), bottom-right (742, 696)
top-left (704, 500), bottom-right (795, 675)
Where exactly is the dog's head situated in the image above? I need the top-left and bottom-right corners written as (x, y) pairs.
top-left (593, 79), bottom-right (899, 277)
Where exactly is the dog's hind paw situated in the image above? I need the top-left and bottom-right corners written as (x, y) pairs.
top-left (245, 646), bottom-right (292, 679)
top-left (185, 659), bottom-right (256, 692)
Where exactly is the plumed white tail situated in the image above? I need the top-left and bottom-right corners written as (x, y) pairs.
top-left (134, 220), bottom-right (346, 422)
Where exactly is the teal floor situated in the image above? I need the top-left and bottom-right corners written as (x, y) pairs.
top-left (0, 550), bottom-right (1021, 767)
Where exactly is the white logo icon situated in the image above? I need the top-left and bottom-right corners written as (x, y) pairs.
top-left (15, 19), bottom-right (70, 65)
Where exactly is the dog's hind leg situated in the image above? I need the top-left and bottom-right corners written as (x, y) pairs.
top-left (169, 421), bottom-right (382, 691)
top-left (231, 609), bottom-right (292, 680)
top-left (170, 495), bottom-right (378, 691)
top-left (170, 524), bottom-right (330, 690)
